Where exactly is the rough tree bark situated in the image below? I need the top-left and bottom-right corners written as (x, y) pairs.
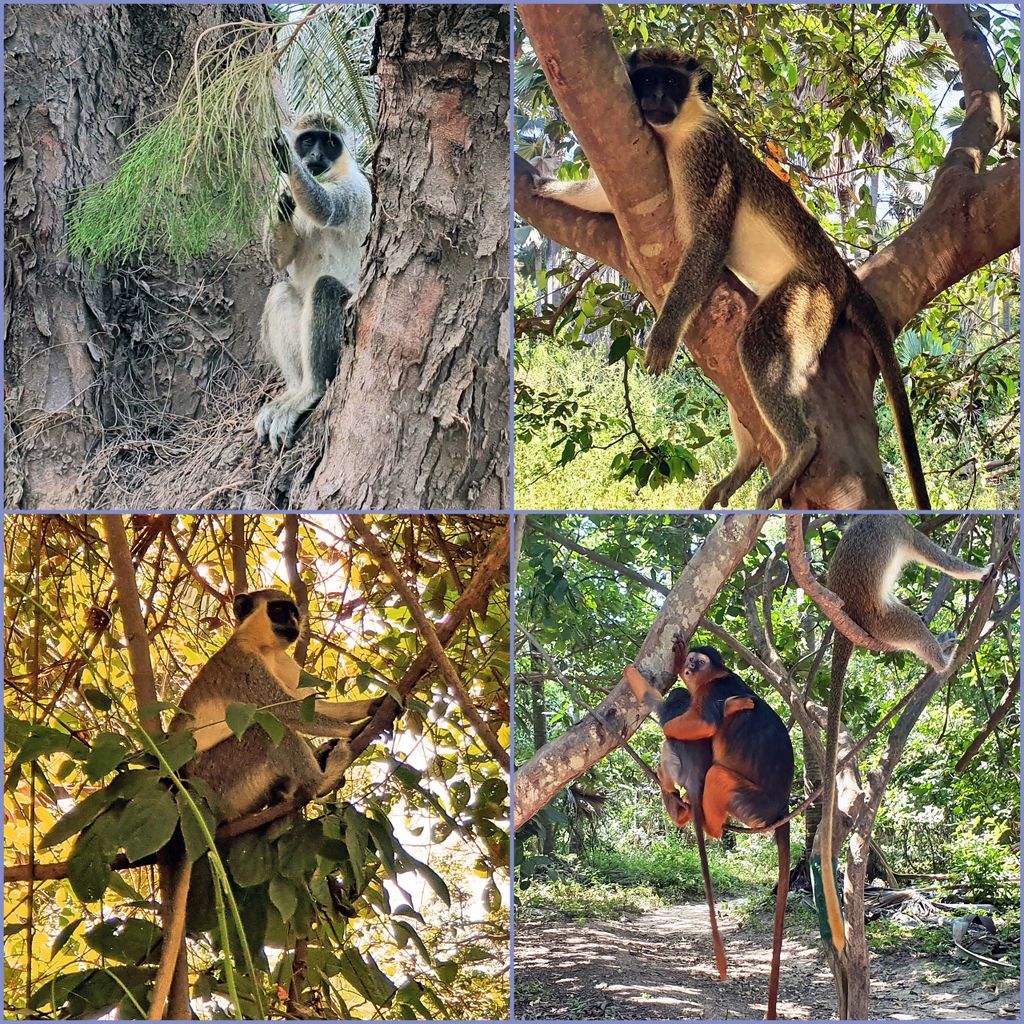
top-left (513, 513), bottom-right (766, 828)
top-left (3, 3), bottom-right (267, 511)
top-left (5, 3), bottom-right (509, 511)
top-left (273, 3), bottom-right (510, 510)
top-left (514, 3), bottom-right (1018, 510)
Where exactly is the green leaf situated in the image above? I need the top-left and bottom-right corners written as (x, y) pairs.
top-left (607, 336), bottom-right (630, 364)
top-left (269, 875), bottom-right (298, 922)
top-left (228, 832), bottom-right (273, 887)
top-left (84, 733), bottom-right (130, 782)
top-left (81, 687), bottom-right (113, 712)
top-left (155, 730), bottom-right (196, 774)
top-left (337, 947), bottom-right (397, 1007)
top-left (344, 807), bottom-right (370, 894)
top-left (176, 790), bottom-right (216, 864)
top-left (254, 709), bottom-right (285, 746)
top-left (391, 920), bottom-right (432, 963)
top-left (85, 918), bottom-right (162, 964)
top-left (121, 785), bottom-right (178, 863)
top-left (408, 856), bottom-right (451, 906)
top-left (225, 702), bottom-right (257, 738)
top-left (68, 811), bottom-right (122, 903)
top-left (50, 918), bottom-right (82, 958)
top-left (42, 770), bottom-right (154, 848)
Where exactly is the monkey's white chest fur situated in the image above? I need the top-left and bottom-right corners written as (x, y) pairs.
top-left (725, 203), bottom-right (797, 297)
top-left (289, 205), bottom-right (369, 294)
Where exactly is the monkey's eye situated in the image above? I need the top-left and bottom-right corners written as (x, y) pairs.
top-left (267, 601), bottom-right (297, 625)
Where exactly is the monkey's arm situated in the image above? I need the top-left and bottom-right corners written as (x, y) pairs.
top-left (533, 175), bottom-right (613, 214)
top-left (264, 189), bottom-right (299, 269)
top-left (290, 162), bottom-right (370, 228)
top-left (645, 131), bottom-right (740, 375)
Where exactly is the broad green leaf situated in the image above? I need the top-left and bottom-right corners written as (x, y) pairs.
top-left (84, 732), bottom-right (130, 782)
top-left (121, 785), bottom-right (178, 863)
top-left (85, 918), bottom-right (162, 964)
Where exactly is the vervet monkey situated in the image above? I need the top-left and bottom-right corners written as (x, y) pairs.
top-left (148, 589), bottom-right (381, 1019)
top-left (256, 112), bottom-right (372, 452)
top-left (534, 49), bottom-right (929, 511)
top-left (817, 517), bottom-right (992, 958)
top-left (174, 588), bottom-right (381, 818)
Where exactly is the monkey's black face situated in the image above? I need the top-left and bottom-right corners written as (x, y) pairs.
top-left (682, 646), bottom-right (727, 685)
top-left (266, 599), bottom-right (301, 644)
top-left (628, 59), bottom-right (713, 128)
top-left (295, 129), bottom-right (343, 177)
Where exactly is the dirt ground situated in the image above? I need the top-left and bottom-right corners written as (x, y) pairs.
top-left (514, 901), bottom-right (1020, 1020)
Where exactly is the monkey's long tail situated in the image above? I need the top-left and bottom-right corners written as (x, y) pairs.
top-left (766, 821), bottom-right (790, 1021)
top-left (816, 634), bottom-right (852, 959)
top-left (845, 283), bottom-right (931, 510)
top-left (691, 792), bottom-right (728, 981)
top-left (148, 858), bottom-right (192, 1020)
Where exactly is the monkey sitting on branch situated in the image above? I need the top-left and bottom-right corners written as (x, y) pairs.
top-left (149, 588), bottom-right (383, 1019)
top-left (814, 516), bottom-right (992, 962)
top-left (534, 48), bottom-right (929, 511)
top-left (625, 642), bottom-right (793, 1020)
top-left (256, 113), bottom-right (372, 453)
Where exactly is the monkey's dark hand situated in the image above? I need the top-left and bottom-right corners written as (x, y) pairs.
top-left (270, 128), bottom-right (293, 173)
top-left (277, 190), bottom-right (296, 224)
top-left (645, 318), bottom-right (680, 375)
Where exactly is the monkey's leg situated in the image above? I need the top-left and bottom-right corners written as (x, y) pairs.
top-left (700, 403), bottom-right (762, 509)
top-left (904, 532), bottom-right (993, 581)
top-left (266, 275), bottom-right (350, 452)
top-left (871, 602), bottom-right (954, 672)
top-left (739, 275), bottom-right (838, 508)
top-left (255, 281), bottom-right (304, 444)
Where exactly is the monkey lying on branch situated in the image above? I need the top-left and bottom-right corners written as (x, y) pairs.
top-left (535, 48), bottom-right (929, 511)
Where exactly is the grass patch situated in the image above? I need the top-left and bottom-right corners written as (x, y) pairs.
top-left (517, 833), bottom-right (791, 921)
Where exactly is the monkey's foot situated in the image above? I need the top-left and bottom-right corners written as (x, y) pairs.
top-left (700, 479), bottom-right (734, 510)
top-left (756, 439), bottom-right (818, 509)
top-left (937, 630), bottom-right (957, 657)
top-left (644, 327), bottom-right (678, 375)
top-left (256, 393), bottom-right (322, 453)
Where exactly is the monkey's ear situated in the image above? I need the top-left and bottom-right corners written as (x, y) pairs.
top-left (697, 71), bottom-right (713, 100)
top-left (233, 593), bottom-right (254, 623)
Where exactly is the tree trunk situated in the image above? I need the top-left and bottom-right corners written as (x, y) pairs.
top-left (5, 3), bottom-right (510, 512)
top-left (285, 3), bottom-right (510, 510)
top-left (3, 3), bottom-right (267, 510)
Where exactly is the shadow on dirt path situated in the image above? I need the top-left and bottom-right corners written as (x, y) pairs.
top-left (514, 901), bottom-right (1019, 1020)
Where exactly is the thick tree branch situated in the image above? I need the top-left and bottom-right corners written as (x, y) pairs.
top-left (517, 4), bottom-right (675, 299)
top-left (513, 514), bottom-right (766, 828)
top-left (784, 515), bottom-right (897, 653)
top-left (514, 155), bottom-right (631, 278)
top-left (517, 6), bottom-right (1018, 510)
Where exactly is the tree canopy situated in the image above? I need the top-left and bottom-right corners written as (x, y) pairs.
top-left (4, 513), bottom-right (510, 1020)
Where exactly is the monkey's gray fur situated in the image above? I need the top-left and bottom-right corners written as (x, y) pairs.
top-left (816, 515), bottom-right (991, 956)
top-left (535, 49), bottom-right (929, 511)
top-left (256, 113), bottom-right (372, 452)
top-left (172, 588), bottom-right (380, 821)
